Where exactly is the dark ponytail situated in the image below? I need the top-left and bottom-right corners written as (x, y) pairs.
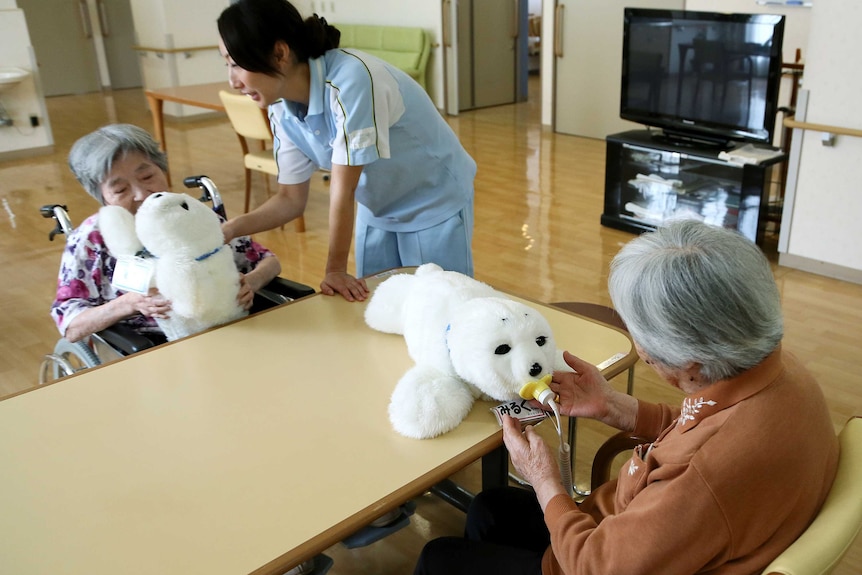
top-left (218, 0), bottom-right (340, 75)
top-left (304, 14), bottom-right (341, 57)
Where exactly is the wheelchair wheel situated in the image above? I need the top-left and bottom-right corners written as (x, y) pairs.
top-left (39, 338), bottom-right (101, 384)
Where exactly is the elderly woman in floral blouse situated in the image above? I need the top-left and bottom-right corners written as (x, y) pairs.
top-left (51, 123), bottom-right (281, 345)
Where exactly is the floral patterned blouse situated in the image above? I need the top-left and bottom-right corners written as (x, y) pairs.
top-left (50, 212), bottom-right (275, 337)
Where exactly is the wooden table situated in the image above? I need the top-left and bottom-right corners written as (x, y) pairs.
top-left (0, 270), bottom-right (635, 575)
top-left (145, 81), bottom-right (234, 161)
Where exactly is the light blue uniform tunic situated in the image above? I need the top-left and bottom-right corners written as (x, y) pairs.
top-left (269, 48), bottom-right (476, 276)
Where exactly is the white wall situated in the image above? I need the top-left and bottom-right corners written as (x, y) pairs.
top-left (779, 2), bottom-right (862, 278)
top-left (129, 0), bottom-right (229, 118)
top-left (0, 5), bottom-right (52, 157)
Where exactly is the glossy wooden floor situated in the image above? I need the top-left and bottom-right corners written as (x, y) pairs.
top-left (1, 78), bottom-right (860, 574)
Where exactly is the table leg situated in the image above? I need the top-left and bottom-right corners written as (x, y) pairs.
top-left (481, 444), bottom-right (508, 490)
top-left (430, 479), bottom-right (475, 513)
top-left (429, 444), bottom-right (509, 513)
top-left (145, 92), bottom-right (170, 185)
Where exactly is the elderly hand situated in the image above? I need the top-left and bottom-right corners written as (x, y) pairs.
top-left (236, 274), bottom-right (255, 310)
top-left (128, 289), bottom-right (171, 319)
top-left (502, 415), bottom-right (567, 510)
top-left (320, 271), bottom-right (369, 302)
top-left (551, 351), bottom-right (639, 432)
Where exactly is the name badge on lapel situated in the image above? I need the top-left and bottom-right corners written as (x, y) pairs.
top-left (111, 255), bottom-right (155, 294)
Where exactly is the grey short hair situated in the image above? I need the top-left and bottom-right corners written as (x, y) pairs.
top-left (608, 220), bottom-right (783, 383)
top-left (67, 124), bottom-right (168, 204)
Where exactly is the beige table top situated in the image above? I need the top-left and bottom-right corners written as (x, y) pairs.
top-left (0, 270), bottom-right (634, 575)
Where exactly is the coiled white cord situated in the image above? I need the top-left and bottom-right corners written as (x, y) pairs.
top-left (548, 399), bottom-right (574, 498)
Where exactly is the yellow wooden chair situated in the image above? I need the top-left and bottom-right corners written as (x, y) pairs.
top-left (218, 90), bottom-right (305, 232)
top-left (761, 416), bottom-right (862, 575)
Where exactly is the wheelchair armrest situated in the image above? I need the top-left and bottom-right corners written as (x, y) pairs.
top-left (250, 277), bottom-right (315, 314)
top-left (257, 276), bottom-right (316, 304)
top-left (591, 432), bottom-right (649, 491)
top-left (96, 324), bottom-right (161, 355)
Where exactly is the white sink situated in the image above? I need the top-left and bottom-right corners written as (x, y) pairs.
top-left (0, 67), bottom-right (31, 92)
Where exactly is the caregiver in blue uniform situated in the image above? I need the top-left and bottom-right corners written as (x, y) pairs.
top-left (218, 0), bottom-right (477, 302)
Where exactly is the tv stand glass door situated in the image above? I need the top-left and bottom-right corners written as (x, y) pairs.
top-left (601, 130), bottom-right (784, 245)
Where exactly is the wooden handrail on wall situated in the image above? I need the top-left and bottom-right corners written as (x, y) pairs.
top-left (133, 45), bottom-right (218, 59)
top-left (784, 116), bottom-right (862, 139)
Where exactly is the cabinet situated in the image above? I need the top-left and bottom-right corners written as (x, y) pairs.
top-left (601, 130), bottom-right (785, 245)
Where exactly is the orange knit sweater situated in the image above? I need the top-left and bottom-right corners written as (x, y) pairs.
top-left (541, 349), bottom-right (838, 575)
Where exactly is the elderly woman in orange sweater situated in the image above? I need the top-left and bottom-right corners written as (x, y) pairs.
top-left (414, 220), bottom-right (838, 575)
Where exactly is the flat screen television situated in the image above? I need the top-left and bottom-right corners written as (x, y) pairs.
top-left (621, 8), bottom-right (785, 148)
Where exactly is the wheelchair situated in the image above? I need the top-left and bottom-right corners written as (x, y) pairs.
top-left (39, 175), bottom-right (315, 384)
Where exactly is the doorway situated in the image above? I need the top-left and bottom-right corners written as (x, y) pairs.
top-left (445, 0), bottom-right (530, 114)
top-left (18, 0), bottom-right (141, 96)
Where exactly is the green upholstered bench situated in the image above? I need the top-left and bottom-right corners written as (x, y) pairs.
top-left (336, 23), bottom-right (431, 92)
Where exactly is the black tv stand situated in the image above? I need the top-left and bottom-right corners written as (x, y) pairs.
top-left (648, 129), bottom-right (732, 151)
top-left (601, 130), bottom-right (786, 246)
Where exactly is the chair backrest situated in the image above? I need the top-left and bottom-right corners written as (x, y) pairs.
top-left (218, 90), bottom-right (272, 142)
top-left (337, 23), bottom-right (431, 90)
top-left (762, 416), bottom-right (862, 575)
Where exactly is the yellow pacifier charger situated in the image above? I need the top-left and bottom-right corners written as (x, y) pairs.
top-left (519, 374), bottom-right (555, 407)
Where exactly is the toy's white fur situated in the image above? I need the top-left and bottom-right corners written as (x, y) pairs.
top-left (365, 263), bottom-right (562, 439)
top-left (99, 192), bottom-right (246, 341)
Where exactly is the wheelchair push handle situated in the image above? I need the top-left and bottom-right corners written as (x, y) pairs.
top-left (183, 175), bottom-right (226, 220)
top-left (39, 204), bottom-right (73, 241)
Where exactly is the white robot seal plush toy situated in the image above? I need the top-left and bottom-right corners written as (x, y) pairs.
top-left (99, 192), bottom-right (246, 341)
top-left (364, 263), bottom-right (562, 439)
